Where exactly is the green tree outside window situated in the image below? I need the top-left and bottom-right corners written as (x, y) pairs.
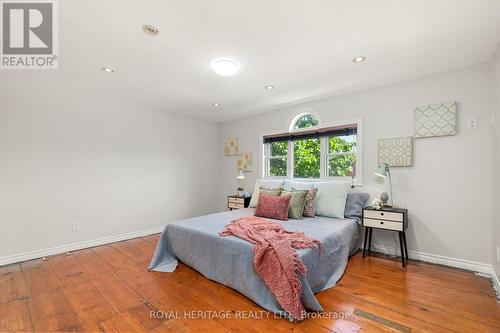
top-left (268, 141), bottom-right (287, 176)
top-left (328, 135), bottom-right (356, 177)
top-left (294, 114), bottom-right (318, 129)
top-left (294, 138), bottom-right (320, 178)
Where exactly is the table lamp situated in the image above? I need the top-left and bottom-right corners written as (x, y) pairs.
top-left (374, 163), bottom-right (394, 207)
top-left (236, 169), bottom-right (245, 191)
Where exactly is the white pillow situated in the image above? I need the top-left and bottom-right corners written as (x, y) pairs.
top-left (314, 181), bottom-right (351, 218)
top-left (249, 179), bottom-right (285, 208)
top-left (283, 180), bottom-right (314, 191)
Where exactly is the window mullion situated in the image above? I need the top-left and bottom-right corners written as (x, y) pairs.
top-left (288, 140), bottom-right (293, 179)
top-left (320, 137), bottom-right (327, 179)
top-left (264, 143), bottom-right (269, 177)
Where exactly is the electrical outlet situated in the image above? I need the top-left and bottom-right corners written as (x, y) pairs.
top-left (72, 221), bottom-right (80, 232)
top-left (467, 118), bottom-right (477, 129)
top-left (497, 247), bottom-right (500, 263)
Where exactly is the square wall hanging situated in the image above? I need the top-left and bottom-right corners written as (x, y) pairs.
top-left (237, 153), bottom-right (252, 171)
top-left (414, 102), bottom-right (457, 138)
top-left (378, 136), bottom-right (413, 167)
top-left (224, 137), bottom-right (238, 156)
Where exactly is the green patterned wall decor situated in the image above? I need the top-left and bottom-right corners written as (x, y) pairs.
top-left (378, 136), bottom-right (413, 167)
top-left (414, 102), bottom-right (457, 138)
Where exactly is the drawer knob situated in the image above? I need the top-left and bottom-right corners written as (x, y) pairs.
top-left (380, 221), bottom-right (384, 224)
top-left (380, 212), bottom-right (384, 216)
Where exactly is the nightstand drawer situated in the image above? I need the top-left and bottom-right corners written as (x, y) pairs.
top-left (363, 218), bottom-right (403, 231)
top-left (228, 197), bottom-right (245, 204)
top-left (228, 202), bottom-right (244, 209)
top-left (364, 210), bottom-right (404, 222)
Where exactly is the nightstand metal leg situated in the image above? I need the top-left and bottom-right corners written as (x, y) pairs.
top-left (362, 228), bottom-right (369, 258)
top-left (402, 232), bottom-right (408, 263)
top-left (367, 228), bottom-right (373, 255)
top-left (398, 232), bottom-right (405, 267)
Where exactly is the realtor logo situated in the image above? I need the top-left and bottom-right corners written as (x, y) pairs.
top-left (1, 0), bottom-right (57, 69)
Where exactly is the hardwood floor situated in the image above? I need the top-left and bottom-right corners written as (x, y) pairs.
top-left (1, 234), bottom-right (499, 332)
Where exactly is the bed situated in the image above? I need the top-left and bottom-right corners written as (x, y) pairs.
top-left (149, 188), bottom-right (377, 317)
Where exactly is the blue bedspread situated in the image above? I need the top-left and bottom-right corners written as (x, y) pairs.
top-left (149, 208), bottom-right (360, 317)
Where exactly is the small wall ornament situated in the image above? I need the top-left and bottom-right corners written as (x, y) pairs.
top-left (224, 137), bottom-right (239, 156)
top-left (237, 153), bottom-right (252, 171)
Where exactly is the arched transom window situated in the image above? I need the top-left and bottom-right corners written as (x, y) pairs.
top-left (292, 113), bottom-right (319, 130)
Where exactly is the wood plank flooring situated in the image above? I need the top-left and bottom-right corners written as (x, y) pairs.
top-left (1, 234), bottom-right (499, 332)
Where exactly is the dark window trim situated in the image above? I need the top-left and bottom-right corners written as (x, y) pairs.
top-left (263, 124), bottom-right (357, 143)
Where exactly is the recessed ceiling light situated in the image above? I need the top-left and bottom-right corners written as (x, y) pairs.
top-left (212, 103), bottom-right (221, 107)
top-left (265, 85), bottom-right (274, 90)
top-left (211, 58), bottom-right (239, 76)
top-left (352, 56), bottom-right (366, 63)
top-left (143, 24), bottom-right (159, 35)
top-left (102, 67), bottom-right (114, 73)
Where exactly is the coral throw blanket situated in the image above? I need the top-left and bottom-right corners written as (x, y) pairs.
top-left (219, 216), bottom-right (321, 321)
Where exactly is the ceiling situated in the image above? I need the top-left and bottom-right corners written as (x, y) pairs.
top-left (2, 0), bottom-right (500, 122)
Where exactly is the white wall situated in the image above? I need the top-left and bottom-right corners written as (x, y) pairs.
top-left (492, 47), bottom-right (500, 277)
top-left (0, 77), bottom-right (220, 260)
top-left (219, 62), bottom-right (494, 265)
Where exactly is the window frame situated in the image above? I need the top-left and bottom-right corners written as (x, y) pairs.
top-left (326, 134), bottom-right (357, 178)
top-left (264, 141), bottom-right (289, 178)
top-left (260, 117), bottom-right (363, 185)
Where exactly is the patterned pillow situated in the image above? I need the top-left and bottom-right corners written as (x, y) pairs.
top-left (255, 193), bottom-right (291, 221)
top-left (299, 187), bottom-right (318, 217)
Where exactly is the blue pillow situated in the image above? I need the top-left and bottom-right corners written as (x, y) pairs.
top-left (344, 192), bottom-right (370, 219)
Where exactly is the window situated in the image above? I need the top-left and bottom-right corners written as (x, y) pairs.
top-left (267, 141), bottom-right (287, 177)
top-left (328, 134), bottom-right (356, 177)
top-left (293, 138), bottom-right (320, 178)
top-left (293, 114), bottom-right (319, 129)
top-left (263, 115), bottom-right (361, 182)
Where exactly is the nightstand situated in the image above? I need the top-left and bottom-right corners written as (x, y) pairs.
top-left (362, 207), bottom-right (409, 266)
top-left (228, 195), bottom-right (251, 211)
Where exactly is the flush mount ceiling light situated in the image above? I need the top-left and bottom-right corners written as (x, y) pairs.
top-left (352, 56), bottom-right (366, 63)
top-left (143, 24), bottom-right (159, 35)
top-left (212, 103), bottom-right (221, 107)
top-left (211, 58), bottom-right (239, 76)
top-left (265, 85), bottom-right (274, 90)
top-left (102, 67), bottom-right (114, 73)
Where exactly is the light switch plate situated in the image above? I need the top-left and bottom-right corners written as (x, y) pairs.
top-left (72, 221), bottom-right (80, 232)
top-left (467, 118), bottom-right (477, 129)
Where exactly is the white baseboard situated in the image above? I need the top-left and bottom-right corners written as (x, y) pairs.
top-left (0, 225), bottom-right (165, 267)
top-left (492, 270), bottom-right (500, 302)
top-left (366, 243), bottom-right (500, 299)
top-left (368, 243), bottom-right (493, 274)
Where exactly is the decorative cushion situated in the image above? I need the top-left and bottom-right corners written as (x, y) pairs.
top-left (300, 187), bottom-right (318, 217)
top-left (281, 189), bottom-right (308, 219)
top-left (314, 181), bottom-right (351, 218)
top-left (344, 192), bottom-right (370, 219)
top-left (283, 180), bottom-right (314, 192)
top-left (249, 179), bottom-right (285, 208)
top-left (255, 193), bottom-right (291, 221)
top-left (260, 187), bottom-right (282, 196)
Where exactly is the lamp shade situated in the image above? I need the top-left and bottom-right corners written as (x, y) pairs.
top-left (374, 163), bottom-right (389, 178)
top-left (236, 169), bottom-right (245, 179)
